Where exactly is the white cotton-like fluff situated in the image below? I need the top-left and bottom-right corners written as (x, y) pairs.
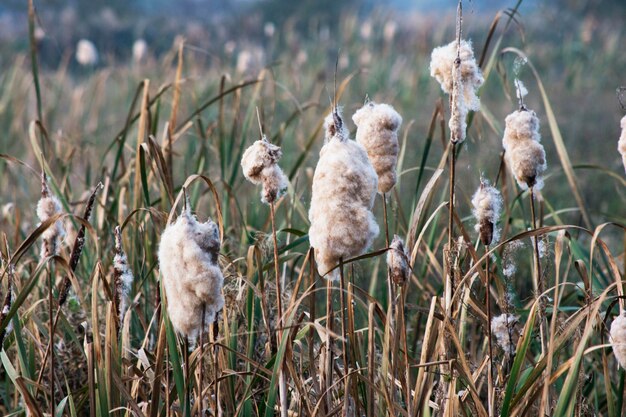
top-left (132, 39), bottom-right (148, 63)
top-left (491, 313), bottom-right (520, 356)
top-left (241, 138), bottom-right (289, 204)
top-left (471, 181), bottom-right (503, 246)
top-left (611, 313), bottom-right (626, 368)
top-left (76, 39), bottom-right (98, 66)
top-left (387, 235), bottom-right (410, 285)
top-left (618, 115), bottom-right (626, 174)
top-left (502, 109), bottom-right (547, 190)
top-left (515, 79), bottom-right (528, 101)
top-left (37, 181), bottom-right (66, 259)
top-left (308, 109), bottom-right (379, 279)
top-left (430, 39), bottom-right (484, 111)
top-left (113, 227), bottom-right (134, 323)
top-left (352, 102), bottom-right (403, 194)
top-left (158, 208), bottom-right (224, 341)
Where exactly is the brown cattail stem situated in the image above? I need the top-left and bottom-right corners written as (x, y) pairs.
top-left (184, 337), bottom-right (190, 416)
top-left (529, 187), bottom-right (546, 356)
top-left (199, 304), bottom-right (205, 414)
top-left (325, 276), bottom-right (334, 412)
top-left (446, 142), bottom-right (457, 313)
top-left (48, 268), bottom-right (55, 409)
top-left (485, 247), bottom-right (494, 417)
top-left (270, 202), bottom-right (287, 417)
top-left (339, 259), bottom-right (349, 417)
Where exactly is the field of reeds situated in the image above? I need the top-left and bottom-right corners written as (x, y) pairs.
top-left (1, 0), bottom-right (625, 416)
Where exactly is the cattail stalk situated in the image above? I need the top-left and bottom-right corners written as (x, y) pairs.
top-left (36, 181), bottom-right (103, 395)
top-left (485, 250), bottom-right (494, 416)
top-left (530, 187), bottom-right (546, 356)
top-left (0, 264), bottom-right (14, 348)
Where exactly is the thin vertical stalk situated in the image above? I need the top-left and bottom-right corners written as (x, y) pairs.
top-left (199, 305), bottom-right (206, 415)
top-left (270, 202), bottom-right (287, 417)
top-left (326, 277), bottom-right (334, 412)
top-left (485, 248), bottom-right (494, 417)
top-left (529, 187), bottom-right (546, 356)
top-left (339, 260), bottom-right (349, 416)
top-left (184, 337), bottom-right (190, 417)
top-left (48, 269), bottom-right (55, 409)
top-left (446, 142), bottom-right (457, 312)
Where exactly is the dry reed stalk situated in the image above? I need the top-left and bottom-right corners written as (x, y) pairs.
top-left (0, 263), bottom-right (14, 348)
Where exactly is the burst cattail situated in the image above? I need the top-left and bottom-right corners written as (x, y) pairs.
top-left (0, 264), bottom-right (14, 347)
top-left (611, 312), bottom-right (626, 368)
top-left (37, 174), bottom-right (65, 259)
top-left (430, 39), bottom-right (484, 143)
top-left (158, 203), bottom-right (224, 341)
top-left (352, 101), bottom-right (403, 194)
top-left (308, 108), bottom-right (379, 279)
top-left (618, 115), bottom-right (626, 174)
top-left (471, 180), bottom-right (503, 246)
top-left (76, 39), bottom-right (98, 66)
top-left (387, 235), bottom-right (410, 285)
top-left (491, 313), bottom-right (520, 357)
top-left (241, 137), bottom-right (289, 204)
top-left (502, 109), bottom-right (547, 190)
top-left (132, 39), bottom-right (148, 63)
top-left (113, 226), bottom-right (133, 325)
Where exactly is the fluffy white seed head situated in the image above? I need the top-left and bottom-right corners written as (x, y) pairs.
top-left (241, 138), bottom-right (289, 204)
top-left (491, 313), bottom-right (520, 356)
top-left (387, 235), bottom-right (410, 285)
top-left (352, 102), bottom-right (403, 194)
top-left (503, 109), bottom-right (547, 190)
top-left (309, 109), bottom-right (379, 279)
top-left (132, 39), bottom-right (148, 63)
top-left (611, 312), bottom-right (626, 368)
top-left (430, 39), bottom-right (484, 111)
top-left (618, 115), bottom-right (626, 174)
top-left (113, 226), bottom-right (134, 324)
top-left (158, 207), bottom-right (224, 341)
top-left (37, 178), bottom-right (66, 259)
top-left (471, 180), bottom-right (503, 246)
top-left (76, 39), bottom-right (98, 66)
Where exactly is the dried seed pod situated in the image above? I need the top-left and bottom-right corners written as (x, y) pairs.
top-left (308, 109), bottom-right (379, 279)
top-left (387, 235), bottom-right (410, 285)
top-left (37, 174), bottom-right (65, 259)
top-left (241, 138), bottom-right (289, 204)
top-left (430, 40), bottom-right (484, 108)
top-left (502, 109), bottom-right (547, 190)
top-left (618, 115), bottom-right (626, 174)
top-left (352, 101), bottom-right (403, 194)
top-left (158, 205), bottom-right (224, 341)
top-left (611, 312), bottom-right (626, 368)
top-left (113, 226), bottom-right (134, 325)
top-left (491, 313), bottom-right (520, 357)
top-left (471, 180), bottom-right (503, 246)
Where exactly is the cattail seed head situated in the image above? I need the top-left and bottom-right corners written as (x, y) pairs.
top-left (387, 235), bottom-right (410, 285)
top-left (37, 174), bottom-right (66, 259)
top-left (611, 312), bottom-right (626, 368)
top-left (503, 109), bottom-right (547, 190)
top-left (76, 39), bottom-right (99, 66)
top-left (352, 102), bottom-right (403, 194)
top-left (158, 205), bottom-right (224, 341)
top-left (113, 226), bottom-right (134, 324)
top-left (618, 115), bottom-right (626, 174)
top-left (471, 180), bottom-right (502, 246)
top-left (430, 40), bottom-right (484, 106)
top-left (491, 313), bottom-right (520, 357)
top-left (241, 138), bottom-right (289, 204)
top-left (309, 108), bottom-right (379, 279)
